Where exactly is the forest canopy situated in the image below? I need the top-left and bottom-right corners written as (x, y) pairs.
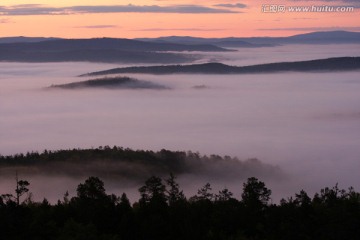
top-left (1, 174), bottom-right (359, 240)
top-left (0, 146), bottom-right (284, 181)
top-left (1, 147), bottom-right (359, 239)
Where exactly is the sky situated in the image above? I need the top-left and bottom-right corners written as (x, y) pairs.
top-left (0, 0), bottom-right (359, 38)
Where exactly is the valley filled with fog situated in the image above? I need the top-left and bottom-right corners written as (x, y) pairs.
top-left (1, 44), bottom-right (360, 202)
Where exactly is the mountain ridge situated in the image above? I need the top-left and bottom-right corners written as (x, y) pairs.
top-left (0, 38), bottom-right (229, 63)
top-left (136, 31), bottom-right (360, 46)
top-left (81, 57), bottom-right (360, 76)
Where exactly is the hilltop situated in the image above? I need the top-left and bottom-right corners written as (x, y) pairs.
top-left (48, 77), bottom-right (169, 90)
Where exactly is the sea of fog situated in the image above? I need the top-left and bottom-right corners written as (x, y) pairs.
top-left (1, 44), bottom-right (360, 202)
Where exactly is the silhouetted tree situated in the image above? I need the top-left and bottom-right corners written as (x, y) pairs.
top-left (295, 189), bottom-right (311, 207)
top-left (15, 179), bottom-right (29, 205)
top-left (195, 183), bottom-right (214, 201)
top-left (119, 193), bottom-right (131, 210)
top-left (166, 173), bottom-right (186, 205)
top-left (139, 176), bottom-right (167, 206)
top-left (242, 177), bottom-right (271, 209)
top-left (138, 176), bottom-right (170, 239)
top-left (76, 176), bottom-right (106, 200)
top-left (0, 172), bottom-right (30, 206)
top-left (216, 188), bottom-right (234, 202)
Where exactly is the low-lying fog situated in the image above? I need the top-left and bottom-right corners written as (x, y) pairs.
top-left (1, 44), bottom-right (360, 203)
top-left (194, 43), bottom-right (360, 65)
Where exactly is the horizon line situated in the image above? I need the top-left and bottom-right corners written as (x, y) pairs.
top-left (1, 29), bottom-right (360, 40)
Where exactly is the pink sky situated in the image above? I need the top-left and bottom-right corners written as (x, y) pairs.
top-left (0, 0), bottom-right (359, 38)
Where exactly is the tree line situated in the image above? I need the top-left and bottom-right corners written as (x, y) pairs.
top-left (1, 174), bottom-right (359, 240)
top-left (0, 146), bottom-right (282, 181)
top-left (85, 57), bottom-right (360, 76)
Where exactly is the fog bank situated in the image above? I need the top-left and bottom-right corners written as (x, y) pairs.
top-left (1, 44), bottom-right (360, 202)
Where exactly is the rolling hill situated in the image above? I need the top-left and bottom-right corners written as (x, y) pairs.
top-left (48, 76), bottom-right (169, 90)
top-left (0, 38), bottom-right (229, 63)
top-left (137, 31), bottom-right (360, 47)
top-left (82, 57), bottom-right (360, 76)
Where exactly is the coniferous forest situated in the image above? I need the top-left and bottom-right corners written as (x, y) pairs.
top-left (1, 148), bottom-right (360, 240)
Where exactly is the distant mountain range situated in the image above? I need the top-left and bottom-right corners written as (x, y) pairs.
top-left (0, 36), bottom-right (60, 44)
top-left (136, 37), bottom-right (274, 48)
top-left (0, 38), bottom-right (227, 64)
top-left (0, 38), bottom-right (228, 52)
top-left (137, 31), bottom-right (360, 47)
top-left (0, 31), bottom-right (359, 63)
top-left (82, 57), bottom-right (360, 76)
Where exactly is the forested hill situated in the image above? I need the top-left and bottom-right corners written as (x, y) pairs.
top-left (0, 38), bottom-right (228, 52)
top-left (0, 146), bottom-right (283, 181)
top-left (82, 57), bottom-right (360, 76)
top-left (1, 147), bottom-right (360, 239)
top-left (0, 38), bottom-right (229, 63)
top-left (48, 77), bottom-right (169, 90)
